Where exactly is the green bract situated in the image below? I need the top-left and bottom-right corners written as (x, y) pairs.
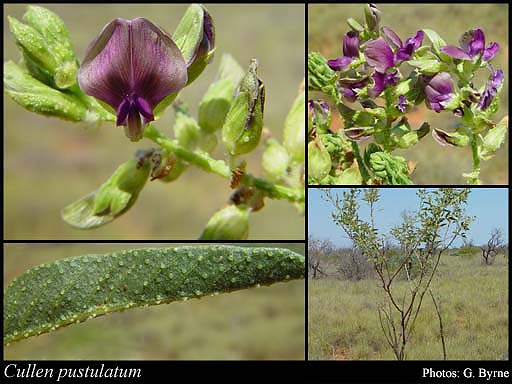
top-left (222, 59), bottom-right (265, 156)
top-left (61, 158), bottom-right (150, 229)
top-left (199, 205), bottom-right (250, 240)
top-left (4, 246), bottom-right (305, 345)
top-left (198, 54), bottom-right (245, 133)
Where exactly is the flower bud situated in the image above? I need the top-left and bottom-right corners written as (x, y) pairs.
top-left (8, 6), bottom-right (79, 90)
top-left (364, 4), bottom-right (381, 32)
top-left (61, 158), bottom-right (150, 229)
top-left (159, 160), bottom-right (188, 183)
top-left (4, 61), bottom-right (87, 121)
top-left (262, 139), bottom-right (290, 182)
top-left (283, 90), bottom-right (306, 162)
top-left (199, 205), bottom-right (250, 240)
top-left (222, 59), bottom-right (265, 156)
top-left (173, 4), bottom-right (215, 85)
top-left (198, 54), bottom-right (244, 133)
top-left (432, 128), bottom-right (470, 147)
top-left (308, 140), bottom-right (331, 182)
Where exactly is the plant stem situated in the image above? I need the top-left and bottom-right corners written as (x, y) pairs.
top-left (470, 135), bottom-right (481, 185)
top-left (351, 141), bottom-right (370, 183)
top-left (143, 124), bottom-right (304, 203)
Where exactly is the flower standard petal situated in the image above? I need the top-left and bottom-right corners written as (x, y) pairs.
top-left (343, 31), bottom-right (360, 58)
top-left (467, 28), bottom-right (485, 57)
top-left (381, 26), bottom-right (402, 50)
top-left (364, 37), bottom-right (394, 73)
top-left (130, 18), bottom-right (187, 108)
top-left (79, 18), bottom-right (132, 109)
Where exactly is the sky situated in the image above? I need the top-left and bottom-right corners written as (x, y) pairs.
top-left (308, 188), bottom-right (509, 248)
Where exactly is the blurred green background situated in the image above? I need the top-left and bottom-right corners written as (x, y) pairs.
top-left (3, 4), bottom-right (305, 239)
top-left (4, 243), bottom-right (305, 360)
top-left (309, 4), bottom-right (508, 184)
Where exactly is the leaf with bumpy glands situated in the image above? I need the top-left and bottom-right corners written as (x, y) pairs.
top-left (4, 245), bottom-right (305, 345)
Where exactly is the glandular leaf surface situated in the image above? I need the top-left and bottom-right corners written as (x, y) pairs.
top-left (4, 246), bottom-right (304, 345)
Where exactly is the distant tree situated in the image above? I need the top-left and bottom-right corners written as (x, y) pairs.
top-left (322, 188), bottom-right (473, 360)
top-left (480, 228), bottom-right (504, 265)
top-left (308, 236), bottom-right (334, 278)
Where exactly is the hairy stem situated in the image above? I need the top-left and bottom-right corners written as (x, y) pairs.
top-left (143, 124), bottom-right (304, 203)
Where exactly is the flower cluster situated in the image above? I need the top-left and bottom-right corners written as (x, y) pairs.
top-left (308, 4), bottom-right (507, 185)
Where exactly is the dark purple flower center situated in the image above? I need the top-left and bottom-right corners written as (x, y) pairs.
top-left (116, 93), bottom-right (154, 139)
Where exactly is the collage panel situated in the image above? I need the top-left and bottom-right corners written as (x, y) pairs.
top-left (4, 243), bottom-right (305, 360)
top-left (308, 3), bottom-right (508, 185)
top-left (4, 3), bottom-right (305, 241)
top-left (308, 188), bottom-right (509, 361)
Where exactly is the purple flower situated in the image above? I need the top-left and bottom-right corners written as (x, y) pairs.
top-left (382, 27), bottom-right (424, 61)
top-left (337, 76), bottom-right (369, 102)
top-left (440, 28), bottom-right (499, 62)
top-left (78, 18), bottom-right (188, 141)
top-left (328, 31), bottom-right (360, 71)
top-left (364, 37), bottom-right (394, 73)
top-left (397, 95), bottom-right (408, 113)
top-left (364, 29), bottom-right (423, 73)
top-left (368, 70), bottom-right (399, 98)
top-left (423, 72), bottom-right (455, 112)
top-left (479, 65), bottom-right (504, 110)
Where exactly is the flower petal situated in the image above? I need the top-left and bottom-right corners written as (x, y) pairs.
top-left (343, 31), bottom-right (360, 58)
top-left (79, 18), bottom-right (133, 109)
top-left (381, 26), bottom-right (402, 50)
top-left (397, 95), bottom-right (408, 113)
top-left (364, 37), bottom-right (394, 73)
top-left (468, 28), bottom-right (485, 57)
top-left (483, 42), bottom-right (499, 62)
top-left (130, 18), bottom-right (187, 108)
top-left (327, 56), bottom-right (353, 71)
top-left (440, 45), bottom-right (471, 60)
top-left (397, 29), bottom-right (424, 60)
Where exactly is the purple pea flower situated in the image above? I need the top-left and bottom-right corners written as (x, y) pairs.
top-left (78, 18), bottom-right (188, 141)
top-left (423, 72), bottom-right (455, 112)
top-left (368, 70), bottom-right (399, 98)
top-left (440, 28), bottom-right (499, 62)
top-left (337, 76), bottom-right (370, 102)
top-left (479, 65), bottom-right (504, 110)
top-left (397, 95), bottom-right (408, 113)
top-left (328, 31), bottom-right (360, 71)
top-left (382, 27), bottom-right (424, 62)
top-left (364, 29), bottom-right (423, 73)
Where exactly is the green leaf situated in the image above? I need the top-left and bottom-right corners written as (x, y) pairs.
top-left (4, 245), bottom-right (305, 345)
top-left (4, 61), bottom-right (87, 121)
top-left (422, 28), bottom-right (451, 63)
